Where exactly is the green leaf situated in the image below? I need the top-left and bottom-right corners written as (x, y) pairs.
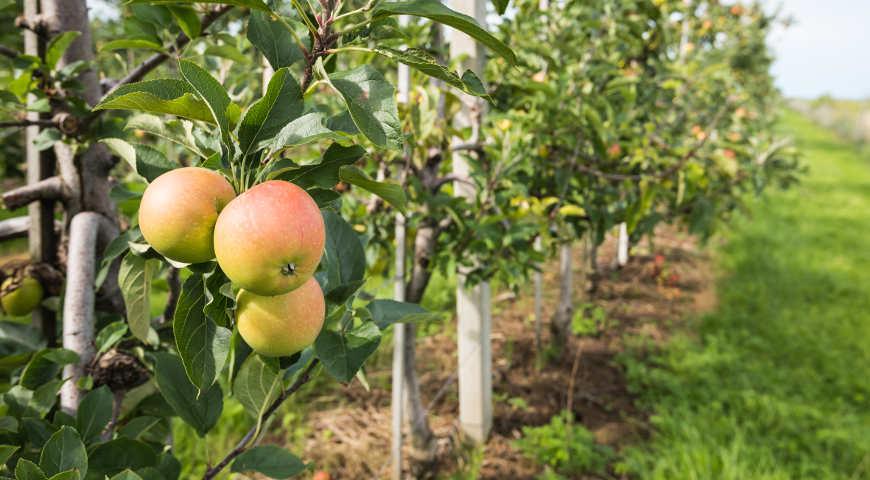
top-left (125, 114), bottom-right (209, 159)
top-left (109, 470), bottom-right (144, 480)
top-left (32, 128), bottom-right (60, 151)
top-left (247, 11), bottom-right (308, 69)
top-left (96, 228), bottom-right (141, 289)
top-left (133, 144), bottom-right (175, 182)
top-left (38, 427), bottom-right (86, 478)
top-left (371, 0), bottom-right (516, 64)
top-left (76, 386), bottom-right (112, 440)
top-left (178, 60), bottom-right (232, 148)
top-left (372, 47), bottom-right (489, 98)
top-left (317, 211), bottom-right (366, 302)
top-left (365, 299), bottom-right (438, 329)
top-left (127, 0), bottom-right (271, 11)
top-left (238, 68), bottom-right (303, 158)
top-left (19, 349), bottom-right (78, 390)
top-left (45, 32), bottom-right (81, 70)
top-left (168, 6), bottom-right (201, 39)
top-left (100, 39), bottom-right (165, 53)
top-left (315, 321), bottom-right (381, 382)
top-left (204, 44), bottom-right (248, 63)
top-left (0, 322), bottom-right (43, 352)
top-left (232, 354), bottom-right (281, 436)
top-left (15, 458), bottom-right (47, 480)
top-left (117, 417), bottom-right (168, 444)
top-left (88, 439), bottom-right (157, 478)
top-left (339, 165), bottom-right (406, 213)
top-left (491, 0), bottom-right (509, 15)
top-left (0, 444), bottom-right (18, 465)
top-left (32, 380), bottom-right (63, 418)
top-left (94, 79), bottom-right (214, 123)
top-left (322, 64), bottom-right (401, 149)
top-left (47, 471), bottom-right (80, 480)
top-left (263, 111), bottom-right (354, 153)
top-left (118, 252), bottom-right (155, 343)
top-left (152, 353), bottom-right (223, 437)
top-left (173, 275), bottom-right (231, 391)
top-left (203, 267), bottom-right (234, 327)
top-left (274, 143), bottom-right (365, 188)
top-left (230, 445), bottom-right (305, 478)
top-left (95, 321), bottom-right (128, 354)
top-left (47, 470), bottom-right (80, 480)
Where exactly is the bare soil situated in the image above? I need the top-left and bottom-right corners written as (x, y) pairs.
top-left (293, 227), bottom-right (716, 479)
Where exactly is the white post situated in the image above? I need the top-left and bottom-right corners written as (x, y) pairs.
top-left (391, 18), bottom-right (411, 478)
top-left (450, 0), bottom-right (492, 442)
top-left (617, 222), bottom-right (629, 267)
top-left (533, 236), bottom-right (543, 352)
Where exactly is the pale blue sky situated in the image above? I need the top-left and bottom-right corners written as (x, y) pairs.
top-left (763, 0), bottom-right (870, 99)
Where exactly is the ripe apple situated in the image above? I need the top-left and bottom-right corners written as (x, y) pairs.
top-left (214, 180), bottom-right (325, 296)
top-left (139, 167), bottom-right (236, 264)
top-left (1, 276), bottom-right (44, 316)
top-left (236, 277), bottom-right (325, 357)
top-left (312, 471), bottom-right (331, 480)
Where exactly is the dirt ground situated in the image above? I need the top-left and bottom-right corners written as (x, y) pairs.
top-left (295, 227), bottom-right (716, 479)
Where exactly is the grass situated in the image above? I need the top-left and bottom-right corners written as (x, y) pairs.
top-left (618, 110), bottom-right (870, 479)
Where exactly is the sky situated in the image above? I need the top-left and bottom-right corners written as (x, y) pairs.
top-left (762, 0), bottom-right (870, 99)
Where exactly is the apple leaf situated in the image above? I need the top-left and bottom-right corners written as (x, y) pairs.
top-left (317, 211), bottom-right (366, 302)
top-left (238, 68), bottom-right (303, 158)
top-left (0, 445), bottom-right (19, 466)
top-left (274, 143), bottom-right (366, 188)
top-left (173, 275), bottom-right (231, 392)
top-left (93, 79), bottom-right (214, 123)
top-left (315, 321), bottom-right (381, 382)
top-left (339, 165), bottom-right (407, 213)
top-left (262, 111), bottom-right (356, 153)
top-left (39, 427), bottom-right (87, 478)
top-left (179, 59), bottom-right (233, 150)
top-left (87, 438), bottom-right (158, 479)
top-left (99, 39), bottom-right (166, 53)
top-left (247, 11), bottom-right (308, 69)
top-left (15, 458), bottom-right (47, 480)
top-left (18, 348), bottom-right (78, 390)
top-left (76, 386), bottom-right (113, 441)
top-left (168, 6), bottom-right (201, 39)
top-left (152, 353), bottom-right (223, 437)
top-left (233, 354), bottom-right (282, 437)
top-left (118, 252), bottom-right (156, 343)
top-left (320, 63), bottom-right (402, 149)
top-left (364, 300), bottom-right (441, 330)
top-left (133, 144), bottom-right (175, 182)
top-left (230, 445), bottom-right (305, 478)
top-left (45, 32), bottom-right (81, 70)
top-left (109, 470), bottom-right (145, 480)
top-left (371, 0), bottom-right (516, 64)
top-left (372, 47), bottom-right (489, 99)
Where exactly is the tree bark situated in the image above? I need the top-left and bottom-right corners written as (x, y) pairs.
top-left (616, 222), bottom-right (629, 268)
top-left (60, 212), bottom-right (106, 413)
top-left (403, 220), bottom-right (437, 459)
top-left (533, 236), bottom-right (543, 353)
top-left (550, 242), bottom-right (574, 349)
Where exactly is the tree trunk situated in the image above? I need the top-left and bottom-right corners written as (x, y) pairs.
top-left (533, 236), bottom-right (543, 353)
top-left (403, 220), bottom-right (437, 459)
top-left (550, 242), bottom-right (574, 349)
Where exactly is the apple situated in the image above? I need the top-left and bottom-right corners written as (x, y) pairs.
top-left (236, 277), bottom-right (325, 357)
top-left (312, 472), bottom-right (331, 480)
top-left (139, 167), bottom-right (236, 264)
top-left (214, 180), bottom-right (325, 296)
top-left (1, 276), bottom-right (44, 316)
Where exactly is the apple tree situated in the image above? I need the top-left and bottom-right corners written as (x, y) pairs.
top-left (0, 0), bottom-right (515, 478)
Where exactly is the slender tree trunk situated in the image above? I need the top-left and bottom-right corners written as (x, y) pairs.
top-left (587, 237), bottom-right (599, 294)
top-left (550, 242), bottom-right (574, 349)
top-left (403, 220), bottom-right (437, 459)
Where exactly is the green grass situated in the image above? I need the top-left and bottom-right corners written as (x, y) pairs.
top-left (618, 111), bottom-right (870, 480)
